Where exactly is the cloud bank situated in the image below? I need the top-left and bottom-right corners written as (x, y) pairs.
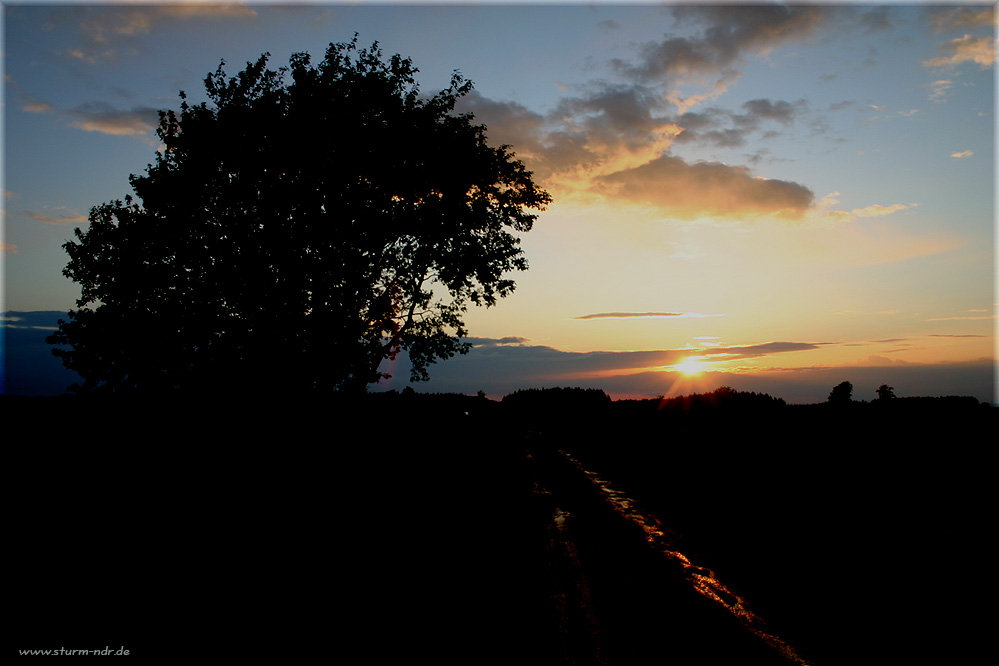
top-left (457, 6), bottom-right (839, 221)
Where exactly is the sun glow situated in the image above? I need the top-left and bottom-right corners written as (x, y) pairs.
top-left (673, 357), bottom-right (708, 375)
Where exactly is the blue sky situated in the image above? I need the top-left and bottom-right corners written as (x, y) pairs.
top-left (2, 2), bottom-right (996, 401)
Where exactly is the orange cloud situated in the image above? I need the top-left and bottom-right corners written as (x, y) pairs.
top-left (815, 192), bottom-right (918, 221)
top-left (923, 34), bottom-right (997, 69)
top-left (26, 209), bottom-right (88, 225)
top-left (456, 8), bottom-right (824, 222)
top-left (68, 103), bottom-right (158, 136)
top-left (593, 155), bottom-right (814, 219)
top-left (22, 101), bottom-right (53, 114)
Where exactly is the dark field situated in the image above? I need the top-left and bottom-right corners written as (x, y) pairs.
top-left (8, 390), bottom-right (994, 663)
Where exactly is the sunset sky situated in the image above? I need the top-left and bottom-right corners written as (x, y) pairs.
top-left (2, 2), bottom-right (996, 402)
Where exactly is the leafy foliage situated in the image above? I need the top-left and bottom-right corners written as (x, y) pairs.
top-left (828, 381), bottom-right (854, 404)
top-left (875, 384), bottom-right (896, 401)
top-left (47, 38), bottom-right (550, 394)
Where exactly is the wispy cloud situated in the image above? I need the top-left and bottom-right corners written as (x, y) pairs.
top-left (574, 312), bottom-right (724, 320)
top-left (930, 7), bottom-right (995, 32)
top-left (64, 3), bottom-right (258, 65)
top-left (22, 101), bottom-right (54, 114)
top-left (926, 315), bottom-right (995, 321)
top-left (928, 334), bottom-right (988, 338)
top-left (951, 149), bottom-right (973, 159)
top-left (926, 79), bottom-right (955, 102)
top-left (850, 202), bottom-right (918, 218)
top-left (815, 192), bottom-right (918, 221)
top-left (67, 102), bottom-right (158, 136)
top-left (1, 242), bottom-right (18, 256)
top-left (25, 208), bottom-right (88, 225)
top-left (6, 75), bottom-right (54, 114)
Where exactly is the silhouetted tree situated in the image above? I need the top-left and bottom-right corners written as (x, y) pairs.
top-left (875, 384), bottom-right (896, 401)
top-left (47, 37), bottom-right (550, 394)
top-left (828, 381), bottom-right (853, 404)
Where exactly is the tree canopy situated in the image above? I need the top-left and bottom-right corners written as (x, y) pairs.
top-left (828, 381), bottom-right (854, 404)
top-left (875, 384), bottom-right (896, 401)
top-left (47, 38), bottom-right (551, 394)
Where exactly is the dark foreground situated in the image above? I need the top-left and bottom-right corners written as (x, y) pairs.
top-left (8, 391), bottom-right (995, 663)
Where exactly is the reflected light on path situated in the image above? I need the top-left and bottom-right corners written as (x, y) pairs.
top-left (558, 450), bottom-right (814, 666)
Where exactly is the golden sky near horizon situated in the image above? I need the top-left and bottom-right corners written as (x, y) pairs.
top-left (2, 2), bottom-right (995, 400)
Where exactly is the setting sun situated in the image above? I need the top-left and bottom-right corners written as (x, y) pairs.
top-left (673, 357), bottom-right (708, 376)
top-left (2, 3), bottom-right (993, 407)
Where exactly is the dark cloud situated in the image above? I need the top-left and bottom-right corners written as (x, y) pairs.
top-left (737, 98), bottom-right (804, 126)
top-left (2, 311), bottom-right (66, 330)
top-left (671, 98), bottom-right (805, 149)
top-left (67, 101), bottom-right (159, 136)
top-left (2, 311), bottom-right (74, 396)
top-left (553, 83), bottom-right (674, 149)
top-left (672, 107), bottom-right (744, 147)
top-left (456, 8), bottom-right (823, 218)
top-left (675, 126), bottom-right (748, 149)
top-left (614, 4), bottom-right (828, 83)
top-left (927, 334), bottom-right (987, 338)
top-left (383, 339), bottom-right (821, 393)
top-left (701, 341), bottom-right (821, 359)
top-left (675, 107), bottom-right (728, 133)
top-left (377, 342), bottom-right (994, 404)
top-left (466, 336), bottom-right (530, 346)
top-left (378, 343), bottom-right (687, 397)
top-left (456, 90), bottom-right (598, 180)
top-left (856, 7), bottom-right (895, 34)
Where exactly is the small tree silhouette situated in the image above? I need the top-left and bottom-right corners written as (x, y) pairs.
top-left (876, 384), bottom-right (896, 401)
top-left (828, 381), bottom-right (853, 404)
